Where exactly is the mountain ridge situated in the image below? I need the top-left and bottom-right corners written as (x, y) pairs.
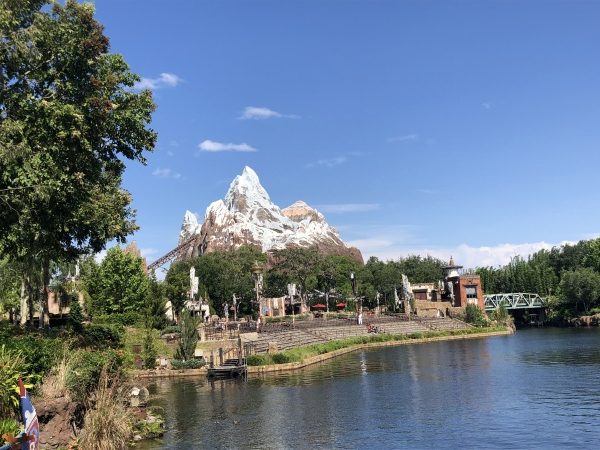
top-left (178, 166), bottom-right (363, 263)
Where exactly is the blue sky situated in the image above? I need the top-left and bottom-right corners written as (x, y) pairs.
top-left (91, 0), bottom-right (600, 268)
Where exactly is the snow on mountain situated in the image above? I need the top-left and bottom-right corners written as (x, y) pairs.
top-left (178, 166), bottom-right (363, 262)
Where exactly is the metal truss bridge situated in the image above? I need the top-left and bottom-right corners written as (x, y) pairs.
top-left (484, 293), bottom-right (547, 312)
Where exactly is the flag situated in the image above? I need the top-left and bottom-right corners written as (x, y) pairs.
top-left (18, 379), bottom-right (39, 450)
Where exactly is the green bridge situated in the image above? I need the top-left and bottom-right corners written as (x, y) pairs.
top-left (484, 293), bottom-right (547, 312)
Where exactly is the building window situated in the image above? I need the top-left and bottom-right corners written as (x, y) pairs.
top-left (465, 285), bottom-right (478, 305)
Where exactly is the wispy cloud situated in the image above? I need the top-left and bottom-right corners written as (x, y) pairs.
top-left (317, 203), bottom-right (381, 213)
top-left (305, 156), bottom-right (347, 169)
top-left (416, 188), bottom-right (440, 195)
top-left (152, 167), bottom-right (182, 179)
top-left (357, 240), bottom-right (577, 269)
top-left (198, 139), bottom-right (257, 153)
top-left (134, 73), bottom-right (182, 90)
top-left (388, 134), bottom-right (419, 143)
top-left (482, 102), bottom-right (492, 110)
top-left (239, 106), bottom-right (298, 120)
top-left (140, 248), bottom-right (158, 259)
top-left (347, 238), bottom-right (395, 251)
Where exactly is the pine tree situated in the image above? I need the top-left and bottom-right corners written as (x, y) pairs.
top-left (175, 310), bottom-right (199, 361)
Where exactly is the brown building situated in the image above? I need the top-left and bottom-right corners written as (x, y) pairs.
top-left (442, 257), bottom-right (485, 310)
top-left (453, 275), bottom-right (485, 310)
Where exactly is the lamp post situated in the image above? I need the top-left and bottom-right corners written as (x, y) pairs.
top-left (232, 293), bottom-right (238, 322)
top-left (350, 272), bottom-right (361, 318)
top-left (251, 261), bottom-right (264, 317)
top-left (287, 283), bottom-right (296, 325)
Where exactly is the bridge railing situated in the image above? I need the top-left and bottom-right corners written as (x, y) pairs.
top-left (484, 293), bottom-right (547, 311)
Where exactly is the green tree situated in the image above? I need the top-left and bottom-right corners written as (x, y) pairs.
top-left (559, 268), bottom-right (600, 314)
top-left (68, 300), bottom-right (84, 333)
top-left (0, 1), bottom-right (156, 326)
top-left (175, 310), bottom-right (198, 362)
top-left (0, 258), bottom-right (19, 320)
top-left (163, 259), bottom-right (193, 319)
top-left (272, 247), bottom-right (320, 305)
top-left (142, 327), bottom-right (157, 369)
top-left (84, 246), bottom-right (149, 315)
top-left (145, 276), bottom-right (168, 329)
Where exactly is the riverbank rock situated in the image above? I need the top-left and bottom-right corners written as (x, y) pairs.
top-left (571, 313), bottom-right (600, 327)
top-left (36, 397), bottom-right (80, 449)
top-left (129, 386), bottom-right (150, 407)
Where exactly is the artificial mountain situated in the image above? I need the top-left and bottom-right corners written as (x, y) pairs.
top-left (178, 166), bottom-right (363, 263)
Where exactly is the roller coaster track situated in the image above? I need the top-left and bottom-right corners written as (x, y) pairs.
top-left (147, 235), bottom-right (199, 272)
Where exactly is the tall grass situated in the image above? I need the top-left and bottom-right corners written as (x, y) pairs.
top-left (78, 368), bottom-right (132, 450)
top-left (40, 354), bottom-right (70, 400)
top-left (247, 326), bottom-right (507, 366)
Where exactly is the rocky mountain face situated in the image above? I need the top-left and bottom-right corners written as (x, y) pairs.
top-left (178, 166), bottom-right (363, 263)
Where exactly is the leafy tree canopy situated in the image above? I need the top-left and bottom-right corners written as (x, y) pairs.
top-left (0, 0), bottom-right (156, 324)
top-left (84, 246), bottom-right (149, 315)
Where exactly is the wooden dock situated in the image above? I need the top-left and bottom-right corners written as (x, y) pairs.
top-left (207, 358), bottom-right (247, 379)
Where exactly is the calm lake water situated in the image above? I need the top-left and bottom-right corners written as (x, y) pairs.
top-left (141, 329), bottom-right (600, 449)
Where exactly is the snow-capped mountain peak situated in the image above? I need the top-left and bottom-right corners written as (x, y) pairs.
top-left (178, 167), bottom-right (363, 262)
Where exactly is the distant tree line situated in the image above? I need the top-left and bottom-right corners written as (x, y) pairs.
top-left (476, 238), bottom-right (600, 318)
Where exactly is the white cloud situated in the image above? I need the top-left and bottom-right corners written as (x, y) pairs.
top-left (239, 106), bottom-right (298, 120)
top-left (317, 203), bottom-right (381, 213)
top-left (347, 238), bottom-right (395, 251)
top-left (134, 73), bottom-right (182, 90)
top-left (360, 240), bottom-right (576, 269)
top-left (482, 102), bottom-right (492, 110)
top-left (198, 139), bottom-right (257, 153)
top-left (152, 167), bottom-right (182, 179)
top-left (140, 248), bottom-right (158, 259)
top-left (305, 156), bottom-right (347, 168)
top-left (388, 134), bottom-right (419, 143)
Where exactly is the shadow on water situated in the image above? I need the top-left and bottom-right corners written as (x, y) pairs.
top-left (141, 329), bottom-right (600, 449)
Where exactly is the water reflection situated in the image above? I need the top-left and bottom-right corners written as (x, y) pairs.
top-left (142, 329), bottom-right (600, 449)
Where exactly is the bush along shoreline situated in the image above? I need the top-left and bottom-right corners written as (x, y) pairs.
top-left (0, 320), bottom-right (166, 450)
top-left (246, 326), bottom-right (510, 367)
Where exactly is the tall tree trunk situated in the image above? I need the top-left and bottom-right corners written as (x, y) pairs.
top-left (41, 258), bottom-right (50, 328)
top-left (19, 278), bottom-right (28, 327)
top-left (26, 272), bottom-right (34, 327)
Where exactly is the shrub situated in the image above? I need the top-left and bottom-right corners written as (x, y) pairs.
top-left (0, 417), bottom-right (21, 438)
top-left (66, 349), bottom-right (126, 403)
top-left (465, 304), bottom-right (488, 327)
top-left (246, 354), bottom-right (273, 366)
top-left (69, 301), bottom-right (84, 333)
top-left (4, 333), bottom-right (64, 377)
top-left (170, 359), bottom-right (205, 370)
top-left (81, 323), bottom-right (124, 349)
top-left (93, 312), bottom-right (143, 327)
top-left (160, 325), bottom-right (181, 336)
top-left (271, 353), bottom-right (301, 364)
top-left (142, 328), bottom-right (158, 369)
top-left (0, 345), bottom-right (29, 418)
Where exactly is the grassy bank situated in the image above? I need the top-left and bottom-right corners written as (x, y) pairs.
top-left (246, 326), bottom-right (509, 366)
